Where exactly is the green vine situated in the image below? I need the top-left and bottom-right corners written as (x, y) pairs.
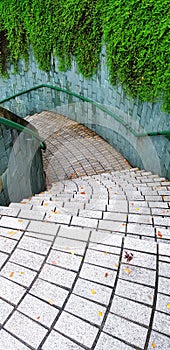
top-left (0, 0), bottom-right (169, 111)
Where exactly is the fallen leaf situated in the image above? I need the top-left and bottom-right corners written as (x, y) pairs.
top-left (9, 272), bottom-right (14, 278)
top-left (21, 201), bottom-right (27, 204)
top-left (151, 342), bottom-right (156, 348)
top-left (104, 251), bottom-right (108, 256)
top-left (37, 315), bottom-right (40, 320)
top-left (18, 219), bottom-right (23, 223)
top-left (71, 251), bottom-right (75, 255)
top-left (43, 203), bottom-right (49, 206)
top-left (69, 173), bottom-right (75, 180)
top-left (80, 191), bottom-right (86, 195)
top-left (55, 211), bottom-right (61, 214)
top-left (8, 230), bottom-right (16, 236)
top-left (157, 231), bottom-right (163, 238)
top-left (91, 289), bottom-right (96, 295)
top-left (166, 303), bottom-right (170, 309)
top-left (124, 251), bottom-right (134, 263)
top-left (20, 271), bottom-right (25, 275)
top-left (98, 311), bottom-right (103, 317)
top-left (52, 260), bottom-right (57, 265)
top-left (48, 299), bottom-right (53, 305)
top-left (124, 267), bottom-right (132, 275)
top-left (104, 272), bottom-right (108, 278)
top-left (114, 263), bottom-right (119, 268)
top-left (135, 208), bottom-right (139, 211)
top-left (122, 223), bottom-right (126, 227)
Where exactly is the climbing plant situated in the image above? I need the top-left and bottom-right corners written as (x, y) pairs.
top-left (0, 0), bottom-right (169, 111)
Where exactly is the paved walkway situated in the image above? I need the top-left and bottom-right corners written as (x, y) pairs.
top-left (0, 112), bottom-right (170, 350)
top-left (27, 111), bottom-right (131, 184)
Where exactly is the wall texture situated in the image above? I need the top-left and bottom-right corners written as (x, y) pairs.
top-left (0, 49), bottom-right (170, 179)
top-left (0, 107), bottom-right (46, 205)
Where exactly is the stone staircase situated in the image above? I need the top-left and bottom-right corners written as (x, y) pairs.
top-left (0, 111), bottom-right (170, 349)
top-left (0, 167), bottom-right (170, 350)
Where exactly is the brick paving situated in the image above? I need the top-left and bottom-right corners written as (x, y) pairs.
top-left (0, 112), bottom-right (169, 349)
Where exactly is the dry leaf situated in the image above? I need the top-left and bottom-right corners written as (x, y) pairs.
top-left (80, 191), bottom-right (86, 195)
top-left (20, 271), bottom-right (25, 275)
top-left (151, 342), bottom-right (156, 348)
top-left (52, 260), bottom-right (57, 265)
top-left (9, 272), bottom-right (14, 278)
top-left (48, 299), bottom-right (53, 305)
top-left (91, 289), bottom-right (96, 295)
top-left (18, 219), bottom-right (23, 223)
top-left (114, 263), bottom-right (119, 268)
top-left (135, 208), bottom-right (139, 211)
top-left (104, 272), bottom-right (108, 278)
top-left (8, 230), bottom-right (16, 236)
top-left (43, 203), bottom-right (49, 206)
top-left (98, 311), bottom-right (103, 317)
top-left (157, 231), bottom-right (163, 238)
top-left (124, 267), bottom-right (132, 275)
top-left (37, 315), bottom-right (40, 320)
top-left (124, 251), bottom-right (134, 263)
top-left (166, 303), bottom-right (170, 309)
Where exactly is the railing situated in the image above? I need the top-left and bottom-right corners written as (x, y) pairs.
top-left (0, 115), bottom-right (46, 150)
top-left (0, 84), bottom-right (170, 139)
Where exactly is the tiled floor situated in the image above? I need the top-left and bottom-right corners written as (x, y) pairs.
top-left (0, 112), bottom-right (169, 349)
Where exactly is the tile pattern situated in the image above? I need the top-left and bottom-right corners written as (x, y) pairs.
top-left (0, 112), bottom-right (169, 349)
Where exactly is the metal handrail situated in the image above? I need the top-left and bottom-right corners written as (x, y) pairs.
top-left (0, 84), bottom-right (169, 138)
top-left (0, 117), bottom-right (46, 150)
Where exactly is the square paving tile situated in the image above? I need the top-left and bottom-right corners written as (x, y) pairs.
top-left (0, 276), bottom-right (26, 305)
top-left (54, 311), bottom-right (98, 348)
top-left (42, 330), bottom-right (83, 350)
top-left (58, 226), bottom-right (90, 242)
top-left (0, 299), bottom-right (13, 324)
top-left (95, 332), bottom-right (135, 350)
top-left (80, 263), bottom-right (116, 287)
top-left (0, 261), bottom-right (37, 287)
top-left (104, 313), bottom-right (148, 349)
top-left (149, 330), bottom-right (170, 350)
top-left (73, 278), bottom-right (112, 306)
top-left (5, 311), bottom-right (47, 349)
top-left (18, 236), bottom-right (51, 255)
top-left (47, 250), bottom-right (82, 271)
top-left (0, 330), bottom-right (30, 350)
top-left (65, 294), bottom-right (106, 325)
top-left (39, 264), bottom-right (76, 289)
top-left (0, 216), bottom-right (29, 230)
top-left (110, 295), bottom-right (152, 326)
top-left (10, 248), bottom-right (45, 270)
top-left (30, 278), bottom-right (69, 308)
top-left (18, 294), bottom-right (59, 327)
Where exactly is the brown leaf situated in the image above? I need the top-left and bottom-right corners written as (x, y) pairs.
top-left (124, 251), bottom-right (134, 263)
top-left (104, 272), bottom-right (108, 278)
top-left (157, 231), bottom-right (163, 238)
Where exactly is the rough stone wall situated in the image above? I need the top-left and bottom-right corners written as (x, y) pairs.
top-left (0, 49), bottom-right (169, 179)
top-left (0, 111), bottom-right (46, 205)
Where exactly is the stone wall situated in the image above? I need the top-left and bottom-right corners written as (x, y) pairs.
top-left (0, 49), bottom-right (169, 179)
top-left (0, 107), bottom-right (46, 205)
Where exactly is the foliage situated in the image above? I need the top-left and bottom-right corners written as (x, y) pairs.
top-left (0, 0), bottom-right (169, 110)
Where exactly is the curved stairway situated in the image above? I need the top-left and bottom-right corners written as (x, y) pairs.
top-left (0, 112), bottom-right (169, 350)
